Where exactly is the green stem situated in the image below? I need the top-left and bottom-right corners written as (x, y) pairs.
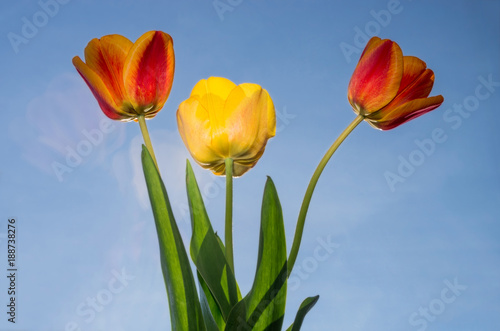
top-left (287, 114), bottom-right (364, 276)
top-left (225, 158), bottom-right (235, 274)
top-left (138, 115), bottom-right (159, 170)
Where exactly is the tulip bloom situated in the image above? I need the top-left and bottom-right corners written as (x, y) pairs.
top-left (73, 31), bottom-right (174, 121)
top-left (177, 77), bottom-right (276, 176)
top-left (348, 37), bottom-right (443, 130)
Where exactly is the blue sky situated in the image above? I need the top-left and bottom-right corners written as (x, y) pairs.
top-left (0, 0), bottom-right (499, 330)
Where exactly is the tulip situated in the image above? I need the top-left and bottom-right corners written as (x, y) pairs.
top-left (348, 37), bottom-right (444, 130)
top-left (177, 77), bottom-right (276, 176)
top-left (72, 31), bottom-right (174, 122)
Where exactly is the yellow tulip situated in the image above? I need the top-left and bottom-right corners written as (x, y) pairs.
top-left (177, 77), bottom-right (276, 176)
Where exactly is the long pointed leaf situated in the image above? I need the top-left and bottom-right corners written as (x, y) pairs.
top-left (198, 272), bottom-right (221, 331)
top-left (226, 177), bottom-right (287, 330)
top-left (286, 296), bottom-right (319, 331)
top-left (142, 146), bottom-right (205, 330)
top-left (186, 160), bottom-right (240, 324)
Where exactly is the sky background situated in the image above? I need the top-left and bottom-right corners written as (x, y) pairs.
top-left (0, 0), bottom-right (499, 330)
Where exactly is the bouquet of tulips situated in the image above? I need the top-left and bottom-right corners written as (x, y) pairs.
top-left (72, 31), bottom-right (443, 330)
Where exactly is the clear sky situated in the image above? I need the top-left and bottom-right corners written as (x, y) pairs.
top-left (0, 0), bottom-right (499, 330)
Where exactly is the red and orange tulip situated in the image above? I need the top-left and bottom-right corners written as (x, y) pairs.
top-left (73, 31), bottom-right (174, 121)
top-left (348, 37), bottom-right (444, 130)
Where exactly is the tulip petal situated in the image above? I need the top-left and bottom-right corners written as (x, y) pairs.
top-left (265, 90), bottom-right (277, 137)
top-left (191, 77), bottom-right (236, 102)
top-left (230, 86), bottom-right (275, 177)
top-left (177, 98), bottom-right (224, 170)
top-left (187, 77), bottom-right (238, 157)
top-left (367, 95), bottom-right (444, 130)
top-left (191, 77), bottom-right (236, 129)
top-left (359, 36), bottom-right (383, 59)
top-left (224, 84), bottom-right (262, 158)
top-left (124, 31), bottom-right (175, 116)
top-left (397, 56), bottom-right (427, 94)
top-left (73, 56), bottom-right (135, 120)
top-left (224, 84), bottom-right (275, 164)
top-left (379, 69), bottom-right (435, 114)
top-left (348, 37), bottom-right (403, 114)
top-left (83, 35), bottom-right (132, 107)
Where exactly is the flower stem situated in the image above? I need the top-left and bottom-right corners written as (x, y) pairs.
top-left (138, 115), bottom-right (159, 170)
top-left (287, 114), bottom-right (364, 276)
top-left (225, 158), bottom-right (235, 274)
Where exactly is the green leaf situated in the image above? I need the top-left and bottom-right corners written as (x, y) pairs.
top-left (226, 177), bottom-right (287, 330)
top-left (185, 160), bottom-right (240, 325)
top-left (141, 146), bottom-right (205, 331)
top-left (198, 272), bottom-right (221, 331)
top-left (286, 296), bottom-right (319, 331)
